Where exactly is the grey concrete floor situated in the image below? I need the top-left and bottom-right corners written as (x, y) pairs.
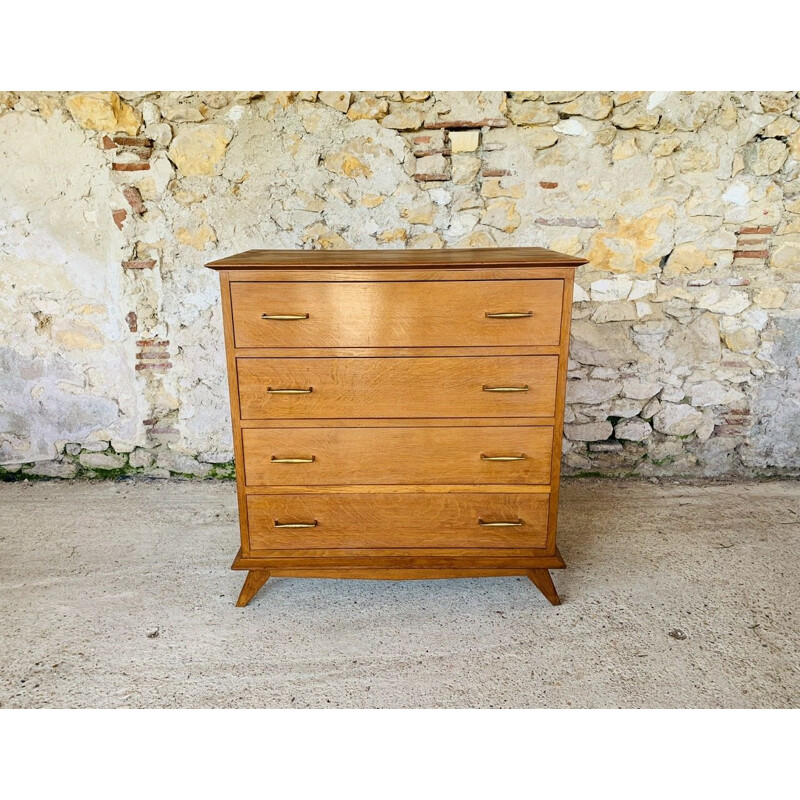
top-left (0, 478), bottom-right (798, 708)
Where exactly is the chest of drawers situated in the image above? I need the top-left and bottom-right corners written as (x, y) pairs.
top-left (206, 247), bottom-right (584, 606)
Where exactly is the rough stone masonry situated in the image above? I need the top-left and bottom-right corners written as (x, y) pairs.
top-left (1, 91), bottom-right (799, 480)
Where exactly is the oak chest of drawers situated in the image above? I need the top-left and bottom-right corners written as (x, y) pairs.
top-left (206, 247), bottom-right (585, 606)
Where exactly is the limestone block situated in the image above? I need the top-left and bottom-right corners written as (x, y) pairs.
top-left (78, 451), bottom-right (127, 470)
top-left (642, 398), bottom-right (662, 419)
top-left (653, 403), bottom-right (703, 436)
top-left (614, 92), bottom-right (645, 106)
top-left (648, 92), bottom-right (721, 132)
top-left (402, 202), bottom-right (436, 225)
top-left (611, 105), bottom-right (660, 130)
top-left (659, 385), bottom-right (685, 403)
top-left (609, 398), bottom-right (646, 418)
top-left (566, 379), bottom-right (622, 404)
top-left (614, 418), bottom-right (653, 441)
top-left (629, 280), bottom-right (657, 300)
top-left (324, 143), bottom-right (374, 179)
top-left (591, 302), bottom-right (637, 322)
top-left (612, 137), bottom-right (639, 161)
top-left (480, 199), bottom-right (520, 232)
top-left (696, 289), bottom-right (751, 315)
top-left (561, 93), bottom-right (613, 120)
top-left (376, 228), bottom-right (407, 243)
top-left (66, 92), bottom-right (142, 135)
top-left (415, 153), bottom-right (449, 179)
top-left (542, 92), bottom-right (582, 104)
top-left (128, 449), bottom-right (154, 469)
top-left (586, 206), bottom-right (675, 275)
top-left (523, 128), bottom-right (559, 150)
top-left (623, 380), bottom-right (663, 400)
top-left (408, 232), bottom-right (444, 249)
top-left (745, 139), bottom-right (789, 176)
top-left (689, 381), bottom-right (745, 407)
top-left (381, 107), bottom-right (423, 130)
top-left (24, 460), bottom-right (78, 478)
top-left (155, 450), bottom-right (211, 477)
top-left (457, 230), bottom-right (496, 248)
top-left (570, 320), bottom-right (640, 368)
top-left (763, 116), bottom-right (799, 138)
top-left (176, 223), bottom-right (217, 250)
top-left (301, 223), bottom-right (350, 250)
top-left (769, 236), bottom-right (800, 281)
top-left (319, 91), bottom-right (352, 113)
top-left (451, 155), bottom-right (481, 185)
top-left (449, 130), bottom-right (480, 153)
top-left (789, 131), bottom-right (800, 160)
top-left (160, 102), bottom-right (205, 123)
top-left (721, 323), bottom-right (759, 353)
top-left (590, 278), bottom-right (633, 301)
top-left (755, 287), bottom-right (787, 308)
top-left (554, 119), bottom-right (588, 137)
top-left (401, 92), bottom-right (430, 102)
top-left (508, 101), bottom-right (559, 126)
top-left (564, 421), bottom-right (613, 442)
top-left (168, 125), bottom-right (232, 177)
top-left (651, 137), bottom-right (681, 157)
top-left (347, 97), bottom-right (388, 121)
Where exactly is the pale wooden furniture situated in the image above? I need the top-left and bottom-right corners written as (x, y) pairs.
top-left (206, 248), bottom-right (584, 606)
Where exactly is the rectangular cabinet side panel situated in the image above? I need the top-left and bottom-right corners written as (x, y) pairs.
top-left (546, 268), bottom-right (576, 554)
top-left (219, 271), bottom-right (251, 556)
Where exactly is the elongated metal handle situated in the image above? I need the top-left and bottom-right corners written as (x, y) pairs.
top-left (267, 387), bottom-right (313, 395)
top-left (485, 311), bottom-right (533, 319)
top-left (478, 519), bottom-right (524, 527)
top-left (481, 454), bottom-right (528, 462)
top-left (482, 385), bottom-right (530, 392)
top-left (270, 455), bottom-right (316, 464)
top-left (261, 313), bottom-right (309, 320)
top-left (273, 520), bottom-right (318, 529)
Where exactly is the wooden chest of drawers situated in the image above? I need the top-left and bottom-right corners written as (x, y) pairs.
top-left (206, 247), bottom-right (584, 606)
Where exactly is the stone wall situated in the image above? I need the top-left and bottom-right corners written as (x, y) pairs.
top-left (1, 91), bottom-right (799, 480)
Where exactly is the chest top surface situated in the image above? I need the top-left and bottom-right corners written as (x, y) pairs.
top-left (205, 246), bottom-right (587, 270)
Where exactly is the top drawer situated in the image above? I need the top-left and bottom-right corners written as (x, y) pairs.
top-left (230, 280), bottom-right (564, 349)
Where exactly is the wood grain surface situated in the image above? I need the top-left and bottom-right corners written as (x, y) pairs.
top-left (213, 250), bottom-right (578, 602)
top-left (247, 492), bottom-right (550, 549)
top-left (237, 355), bottom-right (559, 419)
top-left (242, 425), bottom-right (553, 486)
top-left (231, 280), bottom-right (564, 348)
top-left (207, 246), bottom-right (587, 269)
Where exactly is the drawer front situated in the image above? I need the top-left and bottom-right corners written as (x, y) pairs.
top-left (231, 280), bottom-right (564, 348)
top-left (242, 426), bottom-right (553, 486)
top-left (247, 492), bottom-right (550, 549)
top-left (237, 355), bottom-right (559, 419)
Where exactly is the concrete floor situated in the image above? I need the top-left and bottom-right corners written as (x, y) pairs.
top-left (0, 478), bottom-right (797, 708)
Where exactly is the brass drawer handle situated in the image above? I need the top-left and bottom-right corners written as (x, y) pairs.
top-left (270, 455), bottom-right (316, 464)
top-left (478, 519), bottom-right (524, 527)
top-left (267, 387), bottom-right (313, 394)
top-left (482, 385), bottom-right (529, 392)
top-left (481, 454), bottom-right (528, 461)
top-left (485, 311), bottom-right (533, 319)
top-left (273, 520), bottom-right (318, 529)
top-left (261, 313), bottom-right (309, 320)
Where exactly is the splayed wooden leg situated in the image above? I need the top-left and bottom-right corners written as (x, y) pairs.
top-left (236, 570), bottom-right (270, 607)
top-left (527, 569), bottom-right (561, 605)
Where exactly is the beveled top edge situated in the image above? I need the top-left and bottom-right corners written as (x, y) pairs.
top-left (205, 247), bottom-right (588, 269)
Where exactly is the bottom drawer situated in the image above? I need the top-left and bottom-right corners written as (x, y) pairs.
top-left (247, 493), bottom-right (550, 550)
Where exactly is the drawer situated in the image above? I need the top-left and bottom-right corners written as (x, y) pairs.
top-left (242, 426), bottom-right (553, 486)
top-left (247, 492), bottom-right (550, 549)
top-left (230, 280), bottom-right (564, 348)
top-left (237, 355), bottom-right (559, 419)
